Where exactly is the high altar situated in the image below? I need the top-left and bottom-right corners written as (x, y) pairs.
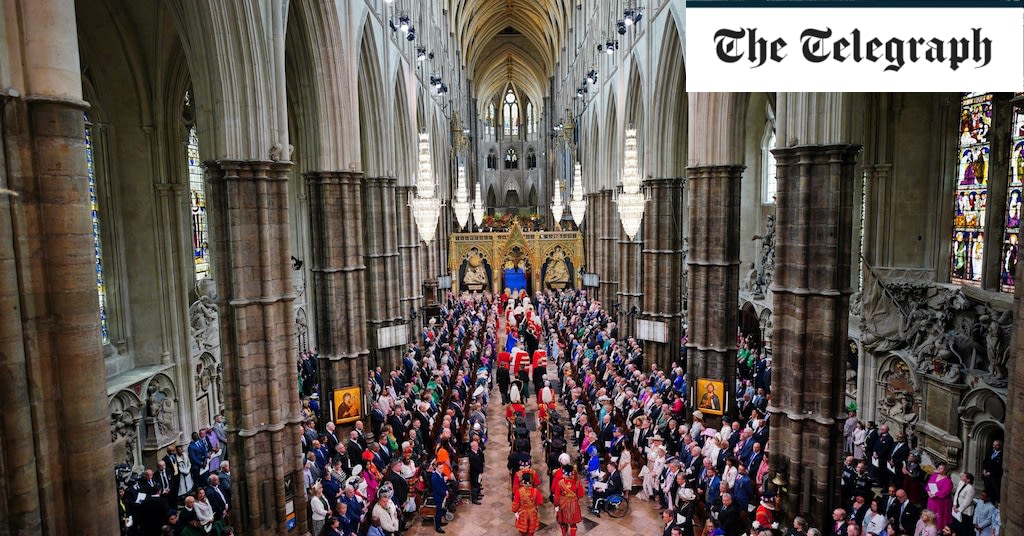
top-left (449, 221), bottom-right (584, 294)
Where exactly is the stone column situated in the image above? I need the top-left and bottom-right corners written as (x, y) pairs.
top-left (396, 186), bottom-right (424, 338)
top-left (686, 165), bottom-right (743, 421)
top-left (363, 177), bottom-right (402, 371)
top-left (0, 98), bottom-right (119, 536)
top-left (306, 170), bottom-right (370, 394)
top-left (642, 178), bottom-right (685, 369)
top-left (583, 191), bottom-right (601, 297)
top-left (207, 160), bottom-right (307, 536)
top-left (1004, 97), bottom-right (1024, 536)
top-left (617, 221), bottom-right (641, 338)
top-left (599, 189), bottom-right (620, 309)
top-left (0, 0), bottom-right (118, 531)
top-left (767, 144), bottom-right (860, 527)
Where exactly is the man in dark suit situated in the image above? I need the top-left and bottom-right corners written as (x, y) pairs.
top-left (370, 403), bottom-right (386, 440)
top-left (591, 461), bottom-right (624, 514)
top-left (324, 421), bottom-right (340, 454)
top-left (872, 424), bottom-right (895, 489)
top-left (354, 421), bottom-right (368, 449)
top-left (981, 439), bottom-right (1003, 502)
top-left (136, 469), bottom-right (166, 534)
top-left (161, 447), bottom-right (182, 498)
top-left (206, 474), bottom-right (229, 522)
top-left (302, 420), bottom-right (318, 451)
top-left (893, 488), bottom-right (920, 536)
top-left (155, 460), bottom-right (175, 506)
top-left (882, 485), bottom-right (899, 521)
top-left (719, 492), bottom-right (745, 536)
top-left (385, 460), bottom-right (411, 530)
top-left (746, 443), bottom-right (764, 477)
top-left (888, 433), bottom-right (910, 490)
top-left (661, 509), bottom-right (680, 536)
top-left (468, 439), bottom-right (486, 504)
top-left (346, 431), bottom-right (363, 465)
top-left (429, 461), bottom-right (449, 533)
top-left (388, 410), bottom-right (407, 446)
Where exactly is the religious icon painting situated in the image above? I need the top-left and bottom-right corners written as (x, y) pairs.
top-left (333, 386), bottom-right (363, 425)
top-left (694, 378), bottom-right (725, 416)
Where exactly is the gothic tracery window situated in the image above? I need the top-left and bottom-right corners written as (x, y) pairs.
top-left (1001, 101), bottom-right (1024, 291)
top-left (186, 92), bottom-right (210, 282)
top-left (951, 93), bottom-right (992, 287)
top-left (505, 147), bottom-right (519, 169)
top-left (85, 113), bottom-right (108, 344)
top-left (486, 102), bottom-right (496, 141)
top-left (503, 89), bottom-right (519, 137)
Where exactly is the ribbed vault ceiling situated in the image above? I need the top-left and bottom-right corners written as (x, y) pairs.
top-left (450, 0), bottom-right (569, 110)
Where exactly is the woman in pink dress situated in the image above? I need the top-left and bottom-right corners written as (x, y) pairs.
top-left (926, 463), bottom-right (954, 529)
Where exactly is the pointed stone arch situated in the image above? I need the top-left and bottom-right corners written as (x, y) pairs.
top-left (394, 69), bottom-right (415, 184)
top-left (603, 89), bottom-right (619, 191)
top-left (358, 21), bottom-right (386, 176)
top-left (653, 15), bottom-right (687, 178)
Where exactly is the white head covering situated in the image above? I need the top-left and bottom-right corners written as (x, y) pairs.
top-left (510, 384), bottom-right (521, 404)
top-left (558, 453), bottom-right (571, 466)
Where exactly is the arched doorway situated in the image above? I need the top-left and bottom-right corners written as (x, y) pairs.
top-left (739, 302), bottom-right (761, 347)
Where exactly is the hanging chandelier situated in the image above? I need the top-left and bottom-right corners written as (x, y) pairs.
top-left (451, 164), bottom-right (471, 230)
top-left (472, 182), bottom-right (485, 228)
top-left (616, 128), bottom-right (646, 240)
top-left (621, 128), bottom-right (641, 194)
top-left (411, 132), bottom-right (441, 243)
top-left (569, 162), bottom-right (586, 227)
top-left (550, 180), bottom-right (565, 225)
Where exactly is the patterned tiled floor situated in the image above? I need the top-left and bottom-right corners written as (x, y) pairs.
top-left (406, 376), bottom-right (665, 536)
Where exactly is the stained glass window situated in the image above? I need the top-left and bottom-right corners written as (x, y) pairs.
top-left (188, 124), bottom-right (210, 281)
top-left (951, 93), bottom-right (992, 287)
top-left (1001, 105), bottom-right (1024, 292)
top-left (503, 89), bottom-right (519, 137)
top-left (486, 103), bottom-right (495, 141)
top-left (85, 113), bottom-right (108, 344)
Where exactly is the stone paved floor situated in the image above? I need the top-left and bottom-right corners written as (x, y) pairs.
top-left (405, 373), bottom-right (665, 536)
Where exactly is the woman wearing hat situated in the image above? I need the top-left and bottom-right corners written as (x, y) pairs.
top-left (362, 450), bottom-right (380, 504)
top-left (641, 442), bottom-right (667, 501)
top-left (675, 487), bottom-right (697, 535)
top-left (512, 472), bottom-right (544, 536)
top-left (553, 464), bottom-right (585, 536)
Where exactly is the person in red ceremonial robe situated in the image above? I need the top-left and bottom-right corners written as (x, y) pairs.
top-left (500, 288), bottom-right (510, 313)
top-left (755, 491), bottom-right (778, 531)
top-left (553, 463), bottom-right (585, 536)
top-left (513, 472), bottom-right (543, 536)
top-left (550, 452), bottom-right (571, 501)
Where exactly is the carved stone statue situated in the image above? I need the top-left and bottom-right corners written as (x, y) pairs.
top-left (110, 408), bottom-right (138, 468)
top-left (748, 214), bottom-right (777, 299)
top-left (464, 254), bottom-right (488, 289)
top-left (544, 249), bottom-right (570, 289)
top-left (147, 384), bottom-right (176, 440)
top-left (189, 294), bottom-right (219, 350)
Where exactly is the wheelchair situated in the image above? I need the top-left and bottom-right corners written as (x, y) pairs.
top-left (592, 493), bottom-right (630, 519)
